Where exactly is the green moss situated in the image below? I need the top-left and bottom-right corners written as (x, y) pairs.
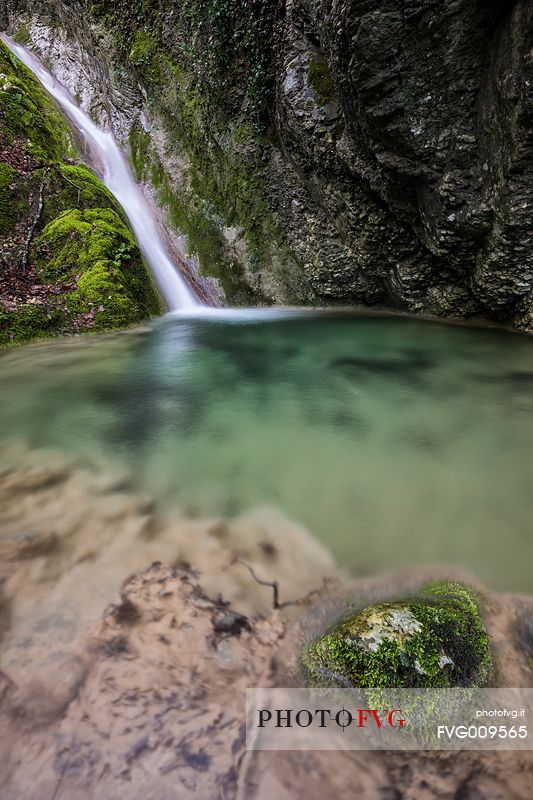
top-left (0, 40), bottom-right (74, 162)
top-left (301, 581), bottom-right (492, 689)
top-left (0, 163), bottom-right (19, 234)
top-left (13, 26), bottom-right (31, 46)
top-left (128, 31), bottom-right (161, 82)
top-left (148, 151), bottom-right (256, 305)
top-left (233, 123), bottom-right (257, 146)
top-left (0, 199), bottom-right (162, 346)
top-left (128, 31), bottom-right (158, 65)
top-left (0, 38), bottom-right (163, 348)
top-left (128, 119), bottom-right (151, 182)
top-left (143, 115), bottom-right (307, 303)
top-left (34, 207), bottom-right (161, 330)
top-left (307, 59), bottom-right (335, 105)
top-left (57, 164), bottom-right (122, 210)
top-left (0, 303), bottom-right (69, 347)
top-left (175, 0), bottom-right (280, 125)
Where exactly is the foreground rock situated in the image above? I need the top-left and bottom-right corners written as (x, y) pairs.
top-left (0, 562), bottom-right (285, 799)
top-left (0, 441), bottom-right (344, 681)
top-left (0, 562), bottom-right (532, 799)
top-left (1, 445), bottom-right (533, 797)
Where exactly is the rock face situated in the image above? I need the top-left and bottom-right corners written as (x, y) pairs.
top-left (2, 1), bottom-right (533, 327)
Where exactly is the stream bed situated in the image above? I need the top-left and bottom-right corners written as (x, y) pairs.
top-left (1, 309), bottom-right (532, 593)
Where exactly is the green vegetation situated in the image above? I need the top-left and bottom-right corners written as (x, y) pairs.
top-left (127, 81), bottom-right (307, 303)
top-left (92, 0), bottom-right (281, 125)
top-left (308, 59), bottom-right (335, 105)
top-left (0, 163), bottom-right (19, 234)
top-left (0, 39), bottom-right (162, 347)
top-left (179, 0), bottom-right (281, 125)
top-left (12, 25), bottom-right (31, 46)
top-left (128, 31), bottom-right (161, 83)
top-left (301, 581), bottom-right (492, 689)
top-left (54, 164), bottom-right (122, 211)
top-left (0, 303), bottom-right (68, 346)
top-left (128, 119), bottom-right (151, 182)
top-left (0, 43), bottom-right (73, 160)
top-left (146, 146), bottom-right (258, 305)
top-left (35, 208), bottom-right (160, 330)
top-left (89, 0), bottom-right (308, 303)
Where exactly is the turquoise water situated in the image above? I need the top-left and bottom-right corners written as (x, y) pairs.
top-left (1, 310), bottom-right (532, 591)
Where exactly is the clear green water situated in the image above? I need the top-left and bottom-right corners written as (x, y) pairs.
top-left (1, 310), bottom-right (532, 591)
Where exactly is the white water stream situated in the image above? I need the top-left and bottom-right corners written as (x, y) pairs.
top-left (0, 33), bottom-right (199, 311)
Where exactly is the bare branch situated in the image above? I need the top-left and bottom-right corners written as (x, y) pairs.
top-left (227, 558), bottom-right (322, 610)
top-left (228, 558), bottom-right (280, 608)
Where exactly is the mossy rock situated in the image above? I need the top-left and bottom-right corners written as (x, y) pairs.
top-left (128, 31), bottom-right (161, 83)
top-left (0, 303), bottom-right (69, 346)
top-left (0, 39), bottom-right (74, 162)
top-left (301, 582), bottom-right (492, 689)
top-left (0, 162), bottom-right (19, 234)
top-left (33, 207), bottom-right (161, 331)
top-left (52, 164), bottom-right (123, 212)
top-left (307, 59), bottom-right (335, 105)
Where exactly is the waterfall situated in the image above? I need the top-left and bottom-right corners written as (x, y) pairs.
top-left (0, 33), bottom-right (199, 311)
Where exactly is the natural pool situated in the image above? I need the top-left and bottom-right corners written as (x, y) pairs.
top-left (1, 309), bottom-right (532, 592)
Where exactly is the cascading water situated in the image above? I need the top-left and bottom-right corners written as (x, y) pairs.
top-left (0, 33), bottom-right (199, 311)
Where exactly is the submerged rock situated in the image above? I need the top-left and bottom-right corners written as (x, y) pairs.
top-left (301, 581), bottom-right (492, 688)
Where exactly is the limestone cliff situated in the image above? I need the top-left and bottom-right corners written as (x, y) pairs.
top-left (2, 0), bottom-right (533, 327)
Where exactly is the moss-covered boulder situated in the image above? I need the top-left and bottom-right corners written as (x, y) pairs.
top-left (34, 207), bottom-right (160, 331)
top-left (0, 39), bottom-right (162, 347)
top-left (301, 582), bottom-right (492, 689)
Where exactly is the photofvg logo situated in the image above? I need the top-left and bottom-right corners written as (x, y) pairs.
top-left (258, 706), bottom-right (405, 731)
top-left (246, 688), bottom-right (533, 751)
